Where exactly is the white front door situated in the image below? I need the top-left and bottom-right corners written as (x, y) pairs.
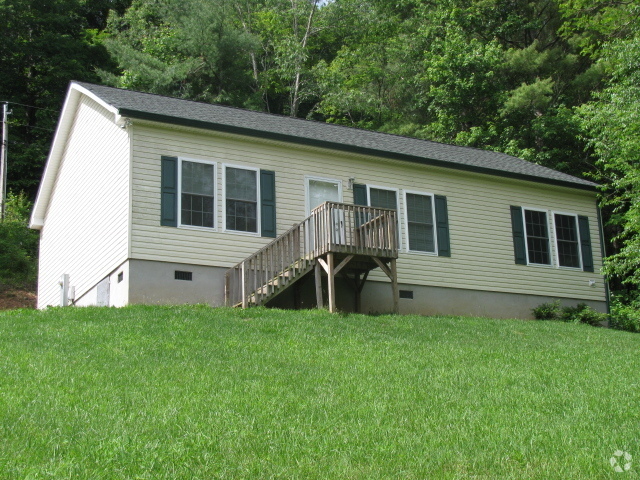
top-left (306, 177), bottom-right (344, 247)
top-left (306, 177), bottom-right (342, 214)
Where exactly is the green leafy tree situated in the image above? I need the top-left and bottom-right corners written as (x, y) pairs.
top-left (0, 0), bottom-right (123, 196)
top-left (578, 37), bottom-right (640, 298)
top-left (102, 0), bottom-right (258, 105)
top-left (0, 192), bottom-right (39, 287)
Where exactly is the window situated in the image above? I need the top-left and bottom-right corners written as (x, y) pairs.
top-left (180, 159), bottom-right (216, 228)
top-left (554, 213), bottom-right (581, 268)
top-left (523, 209), bottom-right (551, 265)
top-left (161, 157), bottom-right (275, 237)
top-left (368, 187), bottom-right (398, 210)
top-left (405, 192), bottom-right (436, 253)
top-left (511, 206), bottom-right (593, 271)
top-left (225, 165), bottom-right (259, 234)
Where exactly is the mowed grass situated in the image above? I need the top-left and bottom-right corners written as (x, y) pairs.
top-left (0, 306), bottom-right (639, 479)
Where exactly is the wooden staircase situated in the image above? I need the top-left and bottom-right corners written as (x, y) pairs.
top-left (225, 201), bottom-right (399, 312)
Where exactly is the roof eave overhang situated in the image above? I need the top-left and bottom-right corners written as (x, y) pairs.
top-left (119, 108), bottom-right (598, 193)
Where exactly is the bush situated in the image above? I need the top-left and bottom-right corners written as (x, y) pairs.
top-left (532, 300), bottom-right (562, 320)
top-left (533, 300), bottom-right (608, 326)
top-left (0, 192), bottom-right (39, 288)
top-left (561, 303), bottom-right (608, 326)
top-left (609, 300), bottom-right (640, 333)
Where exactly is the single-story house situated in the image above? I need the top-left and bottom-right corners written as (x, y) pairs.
top-left (30, 81), bottom-right (608, 318)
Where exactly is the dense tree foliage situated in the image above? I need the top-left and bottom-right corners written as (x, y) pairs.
top-left (578, 36), bottom-right (640, 299)
top-left (1, 0), bottom-right (638, 307)
top-left (0, 0), bottom-right (129, 196)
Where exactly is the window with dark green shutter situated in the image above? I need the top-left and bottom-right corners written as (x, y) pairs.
top-left (225, 166), bottom-right (258, 233)
top-left (369, 187), bottom-right (398, 210)
top-left (554, 213), bottom-right (580, 268)
top-left (405, 192), bottom-right (436, 253)
top-left (511, 207), bottom-right (594, 271)
top-left (524, 209), bottom-right (551, 265)
top-left (180, 160), bottom-right (215, 228)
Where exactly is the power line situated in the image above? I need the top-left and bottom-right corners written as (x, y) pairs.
top-left (10, 122), bottom-right (56, 132)
top-left (0, 101), bottom-right (59, 113)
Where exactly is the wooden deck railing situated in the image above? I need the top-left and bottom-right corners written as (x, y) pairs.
top-left (225, 202), bottom-right (398, 307)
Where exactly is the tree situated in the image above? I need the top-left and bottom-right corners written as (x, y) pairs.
top-left (577, 36), bottom-right (640, 296)
top-left (102, 0), bottom-right (258, 105)
top-left (0, 192), bottom-right (39, 287)
top-left (0, 0), bottom-right (126, 197)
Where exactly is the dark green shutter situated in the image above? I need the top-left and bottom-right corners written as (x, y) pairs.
top-left (353, 183), bottom-right (368, 206)
top-left (161, 156), bottom-right (178, 227)
top-left (578, 215), bottom-right (594, 272)
top-left (353, 183), bottom-right (368, 227)
top-left (510, 206), bottom-right (527, 265)
top-left (434, 195), bottom-right (451, 257)
top-left (260, 170), bottom-right (277, 238)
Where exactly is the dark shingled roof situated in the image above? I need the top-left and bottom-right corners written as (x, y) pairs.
top-left (76, 81), bottom-right (597, 190)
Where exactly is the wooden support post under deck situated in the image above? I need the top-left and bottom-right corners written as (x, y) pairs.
top-left (327, 253), bottom-right (336, 313)
top-left (354, 271), bottom-right (368, 313)
top-left (390, 259), bottom-right (399, 314)
top-left (315, 261), bottom-right (323, 308)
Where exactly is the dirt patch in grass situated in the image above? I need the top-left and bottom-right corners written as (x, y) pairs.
top-left (0, 285), bottom-right (36, 310)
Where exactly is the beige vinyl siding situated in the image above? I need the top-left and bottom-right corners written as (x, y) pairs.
top-left (130, 121), bottom-right (605, 303)
top-left (37, 96), bottom-right (130, 307)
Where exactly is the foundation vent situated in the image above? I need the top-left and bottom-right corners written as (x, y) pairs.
top-left (399, 290), bottom-right (414, 299)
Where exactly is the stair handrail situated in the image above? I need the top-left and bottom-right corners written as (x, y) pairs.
top-left (225, 201), bottom-right (398, 307)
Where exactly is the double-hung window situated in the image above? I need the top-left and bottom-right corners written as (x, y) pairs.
top-left (368, 186), bottom-right (400, 244)
top-left (353, 183), bottom-right (450, 256)
top-left (405, 191), bottom-right (437, 254)
top-left (179, 158), bottom-right (216, 229)
top-left (523, 208), bottom-right (551, 265)
top-left (553, 213), bottom-right (581, 269)
top-left (161, 157), bottom-right (276, 237)
top-left (368, 187), bottom-right (398, 211)
top-left (224, 165), bottom-right (259, 234)
top-left (510, 206), bottom-right (594, 271)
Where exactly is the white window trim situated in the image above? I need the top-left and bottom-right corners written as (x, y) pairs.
top-left (521, 207), bottom-right (553, 267)
top-left (403, 189), bottom-right (438, 256)
top-left (177, 157), bottom-right (217, 232)
top-left (304, 175), bottom-right (343, 216)
top-left (222, 163), bottom-right (261, 237)
top-left (367, 184), bottom-right (402, 251)
top-left (552, 210), bottom-right (583, 270)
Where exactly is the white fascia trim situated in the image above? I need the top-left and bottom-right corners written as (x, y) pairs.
top-left (30, 82), bottom-right (121, 229)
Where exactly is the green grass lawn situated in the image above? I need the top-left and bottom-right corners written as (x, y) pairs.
top-left (0, 305), bottom-right (638, 479)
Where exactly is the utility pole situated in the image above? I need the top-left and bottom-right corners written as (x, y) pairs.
top-left (0, 102), bottom-right (9, 221)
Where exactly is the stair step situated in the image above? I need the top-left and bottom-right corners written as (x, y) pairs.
top-left (235, 261), bottom-right (315, 307)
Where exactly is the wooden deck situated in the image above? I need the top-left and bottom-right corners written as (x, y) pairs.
top-left (225, 202), bottom-right (399, 312)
